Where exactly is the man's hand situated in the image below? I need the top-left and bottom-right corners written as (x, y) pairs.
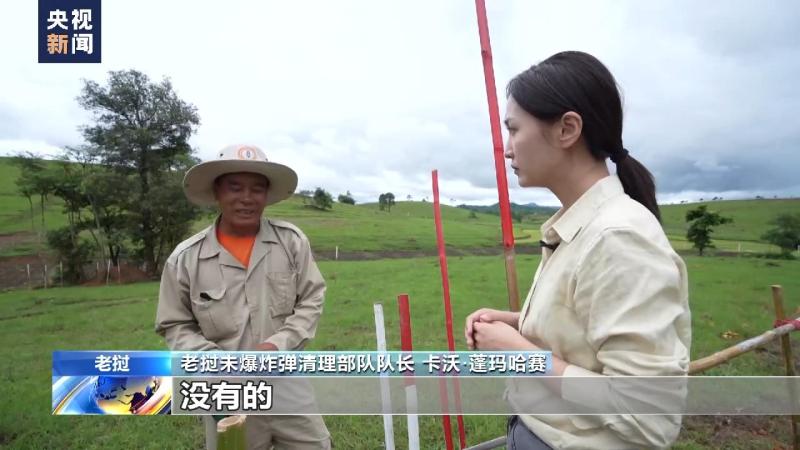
top-left (255, 342), bottom-right (278, 351)
top-left (464, 308), bottom-right (519, 349)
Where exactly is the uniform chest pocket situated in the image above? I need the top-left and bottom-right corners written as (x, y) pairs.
top-left (190, 286), bottom-right (238, 340)
top-left (266, 272), bottom-right (298, 317)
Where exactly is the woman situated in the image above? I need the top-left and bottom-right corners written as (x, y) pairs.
top-left (464, 51), bottom-right (691, 449)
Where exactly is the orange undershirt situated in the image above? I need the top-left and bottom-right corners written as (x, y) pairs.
top-left (216, 228), bottom-right (256, 268)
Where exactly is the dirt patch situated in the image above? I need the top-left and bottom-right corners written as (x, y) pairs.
top-left (681, 415), bottom-right (791, 449)
top-left (81, 261), bottom-right (153, 286)
top-left (0, 253), bottom-right (54, 291)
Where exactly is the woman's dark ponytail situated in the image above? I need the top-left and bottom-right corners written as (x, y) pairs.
top-left (612, 150), bottom-right (660, 221)
top-left (507, 51), bottom-right (661, 221)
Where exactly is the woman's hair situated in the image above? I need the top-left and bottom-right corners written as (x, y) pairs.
top-left (506, 51), bottom-right (660, 221)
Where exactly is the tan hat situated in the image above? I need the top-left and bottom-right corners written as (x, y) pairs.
top-left (183, 144), bottom-right (298, 207)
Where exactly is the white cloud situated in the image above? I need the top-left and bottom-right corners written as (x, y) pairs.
top-left (1, 0), bottom-right (798, 206)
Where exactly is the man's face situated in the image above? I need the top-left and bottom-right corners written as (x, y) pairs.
top-left (213, 172), bottom-right (269, 233)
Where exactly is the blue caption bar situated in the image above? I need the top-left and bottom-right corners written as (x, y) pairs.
top-left (52, 351), bottom-right (552, 376)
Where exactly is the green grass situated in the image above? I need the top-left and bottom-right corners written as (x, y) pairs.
top-left (1, 254), bottom-right (799, 448)
top-left (195, 197), bottom-right (521, 253)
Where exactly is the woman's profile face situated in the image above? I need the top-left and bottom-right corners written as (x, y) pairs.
top-left (504, 96), bottom-right (563, 188)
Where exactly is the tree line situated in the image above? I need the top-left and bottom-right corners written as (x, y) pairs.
top-left (684, 205), bottom-right (799, 257)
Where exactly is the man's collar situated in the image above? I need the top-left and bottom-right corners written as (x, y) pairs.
top-left (199, 216), bottom-right (278, 259)
top-left (540, 175), bottom-right (625, 245)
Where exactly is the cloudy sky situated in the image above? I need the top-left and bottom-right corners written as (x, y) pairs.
top-left (3, 0), bottom-right (799, 206)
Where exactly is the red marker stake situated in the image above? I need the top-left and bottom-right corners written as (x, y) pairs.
top-left (397, 294), bottom-right (421, 450)
top-left (432, 170), bottom-right (467, 448)
top-left (398, 294), bottom-right (453, 450)
top-left (474, 0), bottom-right (521, 312)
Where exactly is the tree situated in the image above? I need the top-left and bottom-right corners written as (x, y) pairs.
top-left (76, 69), bottom-right (201, 275)
top-left (378, 192), bottom-right (395, 212)
top-left (337, 191), bottom-right (355, 205)
top-left (11, 153), bottom-right (54, 239)
top-left (685, 205), bottom-right (732, 255)
top-left (46, 227), bottom-right (94, 284)
top-left (11, 152), bottom-right (46, 236)
top-left (761, 213), bottom-right (800, 256)
top-left (311, 187), bottom-right (333, 210)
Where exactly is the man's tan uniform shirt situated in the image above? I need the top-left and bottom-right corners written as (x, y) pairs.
top-left (155, 217), bottom-right (325, 353)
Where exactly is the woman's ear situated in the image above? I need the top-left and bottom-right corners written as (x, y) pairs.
top-left (557, 111), bottom-right (583, 149)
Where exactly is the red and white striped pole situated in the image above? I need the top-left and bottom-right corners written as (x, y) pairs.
top-left (397, 294), bottom-right (421, 450)
top-left (474, 0), bottom-right (520, 312)
top-left (432, 170), bottom-right (467, 448)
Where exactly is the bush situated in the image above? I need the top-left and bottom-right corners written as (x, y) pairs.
top-left (312, 188), bottom-right (333, 210)
top-left (47, 227), bottom-right (95, 283)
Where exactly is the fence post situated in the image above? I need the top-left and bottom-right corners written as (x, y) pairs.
top-left (43, 264), bottom-right (47, 289)
top-left (772, 285), bottom-right (800, 450)
top-left (27, 263), bottom-right (31, 289)
top-left (60, 261), bottom-right (63, 287)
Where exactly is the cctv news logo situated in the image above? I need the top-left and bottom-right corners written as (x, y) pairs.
top-left (38, 0), bottom-right (101, 63)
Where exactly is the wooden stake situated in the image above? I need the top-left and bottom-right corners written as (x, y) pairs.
top-left (117, 262), bottom-right (121, 284)
top-left (690, 316), bottom-right (799, 374)
top-left (335, 246), bottom-right (339, 260)
top-left (43, 265), bottom-right (47, 289)
top-left (772, 285), bottom-right (800, 450)
top-left (60, 261), bottom-right (63, 287)
top-left (26, 264), bottom-right (31, 289)
top-left (216, 415), bottom-right (246, 450)
top-left (106, 260), bottom-right (111, 285)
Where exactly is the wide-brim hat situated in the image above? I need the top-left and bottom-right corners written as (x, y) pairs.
top-left (183, 144), bottom-right (298, 207)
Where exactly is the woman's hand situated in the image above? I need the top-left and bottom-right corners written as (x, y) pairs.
top-left (472, 320), bottom-right (535, 351)
top-left (464, 308), bottom-right (519, 349)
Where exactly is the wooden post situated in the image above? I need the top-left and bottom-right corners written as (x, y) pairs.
top-left (43, 264), bottom-right (47, 289)
top-left (106, 260), bottom-right (111, 285)
top-left (335, 246), bottom-right (339, 260)
top-left (689, 319), bottom-right (800, 374)
top-left (772, 285), bottom-right (800, 450)
top-left (60, 261), bottom-right (63, 287)
top-left (216, 415), bottom-right (246, 450)
top-left (27, 264), bottom-right (31, 289)
top-left (117, 262), bottom-right (121, 284)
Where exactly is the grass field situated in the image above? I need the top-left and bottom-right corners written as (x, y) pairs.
top-left (2, 254), bottom-right (799, 449)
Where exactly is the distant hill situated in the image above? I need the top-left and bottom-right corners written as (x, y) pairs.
top-left (1, 156), bottom-right (798, 256)
top-left (457, 202), bottom-right (558, 217)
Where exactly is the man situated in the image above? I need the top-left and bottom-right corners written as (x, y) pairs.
top-left (156, 144), bottom-right (331, 449)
